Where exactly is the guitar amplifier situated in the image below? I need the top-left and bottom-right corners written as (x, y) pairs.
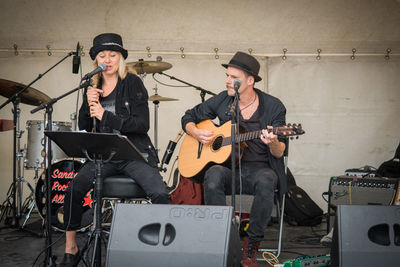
top-left (327, 175), bottom-right (399, 231)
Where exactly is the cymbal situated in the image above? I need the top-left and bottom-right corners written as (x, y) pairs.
top-left (127, 60), bottom-right (172, 74)
top-left (148, 94), bottom-right (179, 102)
top-left (0, 119), bottom-right (13, 132)
top-left (0, 79), bottom-right (50, 106)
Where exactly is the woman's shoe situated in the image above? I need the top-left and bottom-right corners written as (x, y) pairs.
top-left (59, 249), bottom-right (81, 267)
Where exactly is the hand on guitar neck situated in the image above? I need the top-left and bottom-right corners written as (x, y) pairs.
top-left (261, 126), bottom-right (285, 158)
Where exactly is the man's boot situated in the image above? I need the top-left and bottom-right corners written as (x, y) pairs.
top-left (242, 236), bottom-right (260, 267)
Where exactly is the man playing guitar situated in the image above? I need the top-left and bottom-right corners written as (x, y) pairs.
top-left (181, 51), bottom-right (287, 267)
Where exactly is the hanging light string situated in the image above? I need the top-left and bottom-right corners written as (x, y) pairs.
top-left (0, 47), bottom-right (397, 59)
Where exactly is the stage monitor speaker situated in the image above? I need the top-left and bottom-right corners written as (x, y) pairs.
top-left (106, 203), bottom-right (241, 267)
top-left (331, 205), bottom-right (400, 267)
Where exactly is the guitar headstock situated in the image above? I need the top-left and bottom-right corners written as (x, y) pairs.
top-left (274, 123), bottom-right (305, 138)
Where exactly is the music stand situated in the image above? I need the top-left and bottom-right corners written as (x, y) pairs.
top-left (45, 131), bottom-right (147, 267)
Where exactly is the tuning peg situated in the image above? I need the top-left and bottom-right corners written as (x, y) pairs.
top-left (298, 123), bottom-right (302, 127)
top-left (296, 136), bottom-right (299, 139)
top-left (287, 123), bottom-right (291, 127)
top-left (293, 123), bottom-right (297, 127)
top-left (290, 137), bottom-right (294, 140)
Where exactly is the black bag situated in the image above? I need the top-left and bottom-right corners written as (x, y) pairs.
top-left (377, 159), bottom-right (400, 178)
top-left (286, 167), bottom-right (296, 187)
top-left (377, 142), bottom-right (400, 178)
top-left (285, 185), bottom-right (323, 226)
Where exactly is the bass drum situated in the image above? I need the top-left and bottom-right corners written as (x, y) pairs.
top-left (35, 159), bottom-right (93, 232)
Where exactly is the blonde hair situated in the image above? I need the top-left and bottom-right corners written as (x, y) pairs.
top-left (91, 52), bottom-right (137, 86)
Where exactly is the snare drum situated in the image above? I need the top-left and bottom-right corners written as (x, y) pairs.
top-left (34, 159), bottom-right (93, 232)
top-left (25, 120), bottom-right (72, 169)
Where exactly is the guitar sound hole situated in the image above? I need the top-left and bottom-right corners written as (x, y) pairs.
top-left (212, 136), bottom-right (223, 151)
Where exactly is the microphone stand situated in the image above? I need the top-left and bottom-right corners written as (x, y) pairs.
top-left (0, 52), bottom-right (74, 111)
top-left (0, 52), bottom-right (74, 230)
top-left (154, 72), bottom-right (216, 102)
top-left (230, 90), bottom-right (240, 209)
top-left (31, 79), bottom-right (90, 267)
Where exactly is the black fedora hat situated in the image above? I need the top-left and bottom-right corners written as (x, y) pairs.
top-left (89, 33), bottom-right (128, 60)
top-left (222, 51), bottom-right (262, 82)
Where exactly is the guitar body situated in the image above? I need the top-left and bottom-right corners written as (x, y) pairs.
top-left (178, 120), bottom-right (232, 178)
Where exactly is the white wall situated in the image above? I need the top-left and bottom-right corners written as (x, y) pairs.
top-left (0, 0), bottom-right (399, 211)
top-left (268, 56), bottom-right (400, 206)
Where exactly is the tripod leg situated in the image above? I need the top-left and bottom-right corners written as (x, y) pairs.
top-left (1, 183), bottom-right (18, 226)
top-left (19, 179), bottom-right (35, 227)
top-left (91, 234), bottom-right (101, 267)
top-left (80, 230), bottom-right (94, 267)
top-left (21, 200), bottom-right (35, 228)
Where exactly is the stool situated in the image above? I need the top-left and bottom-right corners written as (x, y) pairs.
top-left (103, 175), bottom-right (151, 203)
top-left (99, 175), bottom-right (151, 232)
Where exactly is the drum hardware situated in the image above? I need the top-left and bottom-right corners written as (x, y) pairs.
top-left (20, 165), bottom-right (41, 230)
top-left (70, 112), bottom-right (77, 131)
top-left (149, 84), bottom-right (179, 154)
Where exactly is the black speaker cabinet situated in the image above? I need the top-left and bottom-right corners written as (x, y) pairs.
top-left (331, 205), bottom-right (400, 267)
top-left (106, 203), bottom-right (241, 267)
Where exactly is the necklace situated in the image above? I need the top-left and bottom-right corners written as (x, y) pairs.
top-left (240, 94), bottom-right (257, 111)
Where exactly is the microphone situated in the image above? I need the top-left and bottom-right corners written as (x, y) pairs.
top-left (233, 79), bottom-right (241, 92)
top-left (82, 64), bottom-right (107, 80)
top-left (72, 42), bottom-right (80, 74)
top-left (161, 141), bottom-right (177, 165)
top-left (159, 129), bottom-right (184, 172)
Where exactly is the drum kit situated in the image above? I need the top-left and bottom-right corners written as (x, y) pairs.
top-left (0, 78), bottom-right (84, 231)
top-left (0, 59), bottom-right (191, 232)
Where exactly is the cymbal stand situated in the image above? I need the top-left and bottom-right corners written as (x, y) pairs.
top-left (0, 97), bottom-right (26, 227)
top-left (137, 58), bottom-right (147, 80)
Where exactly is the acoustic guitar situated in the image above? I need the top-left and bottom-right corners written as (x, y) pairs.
top-left (178, 120), bottom-right (304, 178)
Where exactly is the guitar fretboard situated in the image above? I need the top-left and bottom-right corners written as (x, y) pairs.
top-left (220, 129), bottom-right (266, 146)
top-left (219, 126), bottom-right (302, 147)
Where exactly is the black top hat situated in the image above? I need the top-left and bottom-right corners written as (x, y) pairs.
top-left (89, 33), bottom-right (128, 60)
top-left (222, 51), bottom-right (262, 82)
